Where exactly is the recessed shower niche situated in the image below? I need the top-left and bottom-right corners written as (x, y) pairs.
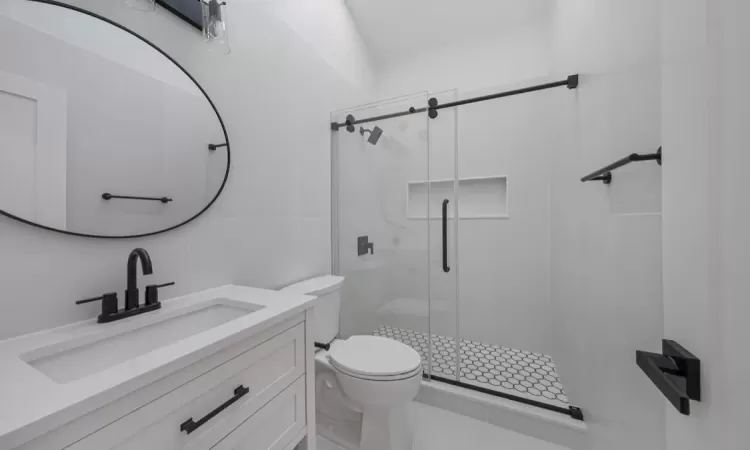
top-left (407, 176), bottom-right (509, 219)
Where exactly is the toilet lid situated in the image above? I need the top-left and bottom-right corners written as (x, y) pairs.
top-left (328, 336), bottom-right (422, 378)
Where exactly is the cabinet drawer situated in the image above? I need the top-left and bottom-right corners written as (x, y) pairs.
top-left (210, 377), bottom-right (306, 450)
top-left (18, 315), bottom-right (305, 450)
top-left (67, 323), bottom-right (305, 450)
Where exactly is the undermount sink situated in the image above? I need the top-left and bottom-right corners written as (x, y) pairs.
top-left (21, 298), bottom-right (265, 384)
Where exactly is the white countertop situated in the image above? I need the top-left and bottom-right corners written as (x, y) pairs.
top-left (0, 285), bottom-right (317, 449)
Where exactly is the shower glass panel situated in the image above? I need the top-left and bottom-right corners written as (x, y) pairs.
top-left (332, 75), bottom-right (660, 423)
top-left (449, 78), bottom-right (572, 408)
top-left (332, 93), bottom-right (437, 377)
top-left (424, 90), bottom-right (460, 382)
top-left (331, 79), bottom-right (580, 412)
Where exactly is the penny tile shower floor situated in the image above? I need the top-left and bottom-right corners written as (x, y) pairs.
top-left (373, 325), bottom-right (570, 409)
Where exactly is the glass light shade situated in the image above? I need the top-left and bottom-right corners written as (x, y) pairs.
top-left (202, 0), bottom-right (230, 54)
top-left (124, 0), bottom-right (156, 12)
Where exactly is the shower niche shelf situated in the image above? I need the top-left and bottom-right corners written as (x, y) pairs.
top-left (407, 176), bottom-right (508, 220)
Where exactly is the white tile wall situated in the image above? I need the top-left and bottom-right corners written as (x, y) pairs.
top-left (550, 3), bottom-right (665, 449)
top-left (662, 0), bottom-right (750, 449)
top-left (370, 2), bottom-right (665, 450)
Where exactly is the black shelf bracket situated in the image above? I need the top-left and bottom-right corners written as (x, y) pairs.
top-left (636, 340), bottom-right (701, 415)
top-left (582, 147), bottom-right (662, 184)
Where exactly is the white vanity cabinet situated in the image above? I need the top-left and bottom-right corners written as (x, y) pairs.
top-left (14, 311), bottom-right (316, 450)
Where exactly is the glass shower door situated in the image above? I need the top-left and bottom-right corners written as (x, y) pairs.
top-left (451, 78), bottom-right (574, 409)
top-left (425, 90), bottom-right (460, 383)
top-left (332, 93), bottom-right (435, 375)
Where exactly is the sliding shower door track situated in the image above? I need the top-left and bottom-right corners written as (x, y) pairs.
top-left (423, 373), bottom-right (584, 421)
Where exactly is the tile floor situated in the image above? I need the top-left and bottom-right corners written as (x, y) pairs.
top-left (373, 325), bottom-right (570, 409)
top-left (316, 401), bottom-right (573, 450)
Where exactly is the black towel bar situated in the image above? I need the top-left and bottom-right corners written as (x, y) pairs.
top-left (102, 193), bottom-right (172, 204)
top-left (582, 147), bottom-right (662, 184)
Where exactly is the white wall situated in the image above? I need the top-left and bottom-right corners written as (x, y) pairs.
top-left (373, 23), bottom-right (559, 356)
top-left (370, 1), bottom-right (665, 450)
top-left (715, 1), bottom-right (750, 444)
top-left (549, 2), bottom-right (663, 450)
top-left (0, 0), bottom-right (373, 340)
top-left (333, 94), bottom-right (433, 339)
top-left (662, 0), bottom-right (750, 448)
top-left (0, 1), bottom-right (199, 95)
top-left (376, 22), bottom-right (552, 98)
top-left (264, 0), bottom-right (375, 91)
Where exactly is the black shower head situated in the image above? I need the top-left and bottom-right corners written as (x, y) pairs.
top-left (360, 126), bottom-right (383, 145)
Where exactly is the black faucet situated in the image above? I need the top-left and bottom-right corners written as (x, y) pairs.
top-left (126, 248), bottom-right (153, 310)
top-left (75, 248), bottom-right (174, 323)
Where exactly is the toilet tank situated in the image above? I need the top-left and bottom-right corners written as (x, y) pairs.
top-left (280, 275), bottom-right (345, 344)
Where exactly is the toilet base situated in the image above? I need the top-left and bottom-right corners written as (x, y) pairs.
top-left (317, 404), bottom-right (413, 450)
top-left (315, 342), bottom-right (420, 450)
top-left (360, 405), bottom-right (413, 450)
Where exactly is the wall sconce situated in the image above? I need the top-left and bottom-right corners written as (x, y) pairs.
top-left (202, 0), bottom-right (230, 54)
top-left (124, 0), bottom-right (230, 54)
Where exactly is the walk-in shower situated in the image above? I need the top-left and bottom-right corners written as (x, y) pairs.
top-left (330, 77), bottom-right (586, 420)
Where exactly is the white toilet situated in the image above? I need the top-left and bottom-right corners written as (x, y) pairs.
top-left (281, 276), bottom-right (423, 450)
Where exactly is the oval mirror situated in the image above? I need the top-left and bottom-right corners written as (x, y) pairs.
top-left (0, 0), bottom-right (230, 238)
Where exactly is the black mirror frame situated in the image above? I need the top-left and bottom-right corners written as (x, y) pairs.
top-left (0, 0), bottom-right (231, 239)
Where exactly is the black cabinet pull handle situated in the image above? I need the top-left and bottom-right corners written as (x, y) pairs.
top-left (180, 385), bottom-right (250, 434)
top-left (442, 199), bottom-right (450, 273)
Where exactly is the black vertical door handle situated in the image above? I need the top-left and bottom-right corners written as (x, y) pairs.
top-left (442, 199), bottom-right (450, 273)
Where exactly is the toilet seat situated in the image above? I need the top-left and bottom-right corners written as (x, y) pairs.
top-left (332, 361), bottom-right (423, 381)
top-left (328, 336), bottom-right (423, 381)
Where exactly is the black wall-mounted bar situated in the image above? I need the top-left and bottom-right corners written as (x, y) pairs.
top-left (581, 147), bottom-right (662, 184)
top-left (102, 193), bottom-right (173, 204)
top-left (330, 75), bottom-right (579, 129)
top-left (428, 75), bottom-right (579, 119)
top-left (331, 108), bottom-right (428, 130)
top-left (425, 373), bottom-right (584, 421)
top-left (208, 143), bottom-right (228, 151)
top-left (636, 340), bottom-right (701, 415)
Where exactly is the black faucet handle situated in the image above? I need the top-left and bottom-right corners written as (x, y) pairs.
top-left (145, 282), bottom-right (174, 306)
top-left (76, 295), bottom-right (105, 305)
top-left (76, 292), bottom-right (119, 317)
